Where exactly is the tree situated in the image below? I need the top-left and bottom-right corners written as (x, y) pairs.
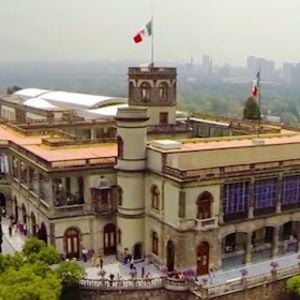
top-left (55, 262), bottom-right (85, 300)
top-left (243, 96), bottom-right (261, 120)
top-left (287, 275), bottom-right (300, 296)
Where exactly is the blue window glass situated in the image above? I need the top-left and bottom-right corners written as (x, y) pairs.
top-left (224, 182), bottom-right (249, 214)
top-left (254, 178), bottom-right (277, 209)
top-left (282, 175), bottom-right (300, 204)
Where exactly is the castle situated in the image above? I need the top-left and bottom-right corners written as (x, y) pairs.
top-left (0, 65), bottom-right (299, 278)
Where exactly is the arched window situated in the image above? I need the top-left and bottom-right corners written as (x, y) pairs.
top-left (159, 82), bottom-right (168, 101)
top-left (151, 185), bottom-right (160, 210)
top-left (141, 82), bottom-right (151, 101)
top-left (118, 187), bottom-right (123, 206)
top-left (196, 191), bottom-right (213, 219)
top-left (152, 231), bottom-right (159, 255)
top-left (117, 228), bottom-right (122, 245)
top-left (117, 136), bottom-right (124, 159)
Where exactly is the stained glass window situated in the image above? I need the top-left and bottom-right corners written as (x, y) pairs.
top-left (223, 182), bottom-right (249, 214)
top-left (254, 178), bottom-right (277, 209)
top-left (282, 175), bottom-right (300, 204)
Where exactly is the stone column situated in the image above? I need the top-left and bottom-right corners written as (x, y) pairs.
top-left (272, 226), bottom-right (279, 257)
top-left (248, 178), bottom-right (255, 219)
top-left (276, 174), bottom-right (282, 214)
top-left (37, 173), bottom-right (41, 199)
top-left (219, 186), bottom-right (224, 225)
top-left (26, 165), bottom-right (30, 189)
top-left (245, 233), bottom-right (252, 264)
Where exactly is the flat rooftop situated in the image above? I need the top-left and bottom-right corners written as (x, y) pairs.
top-left (148, 131), bottom-right (300, 153)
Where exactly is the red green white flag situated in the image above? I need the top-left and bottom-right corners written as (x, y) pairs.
top-left (133, 20), bottom-right (152, 43)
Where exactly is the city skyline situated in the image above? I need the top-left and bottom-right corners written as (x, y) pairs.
top-left (1, 0), bottom-right (300, 65)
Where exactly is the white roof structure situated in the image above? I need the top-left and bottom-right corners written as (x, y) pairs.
top-left (23, 98), bottom-right (59, 110)
top-left (87, 104), bottom-right (128, 117)
top-left (14, 88), bottom-right (51, 100)
top-left (14, 89), bottom-right (127, 111)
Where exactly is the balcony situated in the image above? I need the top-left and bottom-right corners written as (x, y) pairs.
top-left (54, 204), bottom-right (85, 218)
top-left (195, 217), bottom-right (218, 231)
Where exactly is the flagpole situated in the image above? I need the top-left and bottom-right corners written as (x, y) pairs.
top-left (151, 15), bottom-right (154, 67)
top-left (257, 70), bottom-right (261, 138)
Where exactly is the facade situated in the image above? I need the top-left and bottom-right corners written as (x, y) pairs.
top-left (0, 65), bottom-right (299, 277)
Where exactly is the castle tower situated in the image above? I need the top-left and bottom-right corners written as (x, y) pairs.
top-left (115, 107), bottom-right (149, 261)
top-left (128, 66), bottom-right (177, 126)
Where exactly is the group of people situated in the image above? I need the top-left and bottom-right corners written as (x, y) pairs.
top-left (8, 216), bottom-right (27, 237)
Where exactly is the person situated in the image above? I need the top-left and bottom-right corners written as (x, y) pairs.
top-left (100, 257), bottom-right (103, 269)
top-left (109, 274), bottom-right (114, 287)
top-left (141, 266), bottom-right (145, 278)
top-left (95, 256), bottom-right (100, 268)
top-left (82, 247), bottom-right (88, 262)
top-left (23, 223), bottom-right (27, 236)
top-left (208, 267), bottom-right (215, 284)
top-left (129, 258), bottom-right (134, 270)
top-left (8, 225), bottom-right (12, 237)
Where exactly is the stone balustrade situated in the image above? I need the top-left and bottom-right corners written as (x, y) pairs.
top-left (195, 217), bottom-right (218, 231)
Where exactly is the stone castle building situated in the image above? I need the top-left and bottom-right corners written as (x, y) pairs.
top-left (0, 65), bottom-right (299, 277)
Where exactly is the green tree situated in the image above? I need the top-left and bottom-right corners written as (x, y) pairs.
top-left (243, 96), bottom-right (261, 120)
top-left (55, 262), bottom-right (85, 300)
top-left (22, 238), bottom-right (46, 257)
top-left (287, 275), bottom-right (300, 297)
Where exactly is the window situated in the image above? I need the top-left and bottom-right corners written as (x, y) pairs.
top-left (159, 82), bottom-right (168, 101)
top-left (223, 182), bottom-right (249, 215)
top-left (178, 191), bottom-right (186, 218)
top-left (118, 187), bottom-right (123, 206)
top-left (117, 136), bottom-right (124, 159)
top-left (151, 185), bottom-right (160, 210)
top-left (282, 175), bottom-right (300, 205)
top-left (141, 82), bottom-right (151, 101)
top-left (152, 231), bottom-right (159, 255)
top-left (117, 228), bottom-right (122, 245)
top-left (159, 112), bottom-right (168, 125)
top-left (197, 191), bottom-right (213, 219)
top-left (254, 178), bottom-right (277, 209)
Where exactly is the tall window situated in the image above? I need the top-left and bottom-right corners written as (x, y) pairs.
top-left (117, 228), bottom-right (122, 245)
top-left (118, 187), bottom-right (123, 206)
top-left (151, 185), bottom-right (160, 210)
top-left (159, 82), bottom-right (168, 101)
top-left (197, 191), bottom-right (213, 219)
top-left (141, 82), bottom-right (151, 101)
top-left (254, 178), bottom-right (277, 209)
top-left (117, 136), bottom-right (124, 159)
top-left (282, 175), bottom-right (300, 205)
top-left (223, 182), bottom-right (249, 215)
top-left (152, 231), bottom-right (159, 255)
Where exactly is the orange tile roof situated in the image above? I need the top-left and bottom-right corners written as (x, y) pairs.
top-left (0, 125), bottom-right (117, 162)
top-left (23, 144), bottom-right (117, 162)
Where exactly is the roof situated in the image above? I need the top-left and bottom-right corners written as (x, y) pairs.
top-left (148, 133), bottom-right (300, 153)
top-left (24, 98), bottom-right (60, 110)
top-left (87, 104), bottom-right (128, 117)
top-left (14, 88), bottom-right (127, 111)
top-left (15, 88), bottom-right (50, 99)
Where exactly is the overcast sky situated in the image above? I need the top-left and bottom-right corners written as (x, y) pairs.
top-left (1, 0), bottom-right (300, 66)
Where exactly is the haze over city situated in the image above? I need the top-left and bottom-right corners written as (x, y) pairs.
top-left (1, 0), bottom-right (300, 65)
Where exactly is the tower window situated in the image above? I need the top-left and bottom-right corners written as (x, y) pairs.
top-left (117, 136), bottom-right (124, 159)
top-left (159, 112), bottom-right (168, 125)
top-left (159, 82), bottom-right (168, 101)
top-left (152, 231), bottom-right (159, 255)
top-left (151, 185), bottom-right (160, 210)
top-left (141, 82), bottom-right (151, 101)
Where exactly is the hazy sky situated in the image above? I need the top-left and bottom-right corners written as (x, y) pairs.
top-left (1, 0), bottom-right (300, 66)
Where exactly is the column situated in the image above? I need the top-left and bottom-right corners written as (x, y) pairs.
top-left (276, 174), bottom-right (282, 214)
top-left (26, 165), bottom-right (30, 189)
top-left (245, 232), bottom-right (252, 264)
top-left (248, 178), bottom-right (255, 219)
top-left (272, 227), bottom-right (279, 258)
top-left (37, 173), bottom-right (41, 199)
top-left (219, 186), bottom-right (224, 225)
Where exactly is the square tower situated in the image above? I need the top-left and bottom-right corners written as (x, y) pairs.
top-left (128, 66), bottom-right (177, 126)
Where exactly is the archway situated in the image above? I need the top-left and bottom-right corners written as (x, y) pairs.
top-left (38, 222), bottom-right (47, 245)
top-left (222, 232), bottom-right (248, 269)
top-left (251, 227), bottom-right (274, 262)
top-left (31, 212), bottom-right (36, 236)
top-left (132, 242), bottom-right (143, 260)
top-left (65, 228), bottom-right (80, 259)
top-left (196, 191), bottom-right (213, 219)
top-left (0, 193), bottom-right (6, 216)
top-left (279, 221), bottom-right (299, 253)
top-left (166, 240), bottom-right (175, 272)
top-left (14, 197), bottom-right (18, 222)
top-left (103, 223), bottom-right (116, 255)
top-left (197, 242), bottom-right (209, 275)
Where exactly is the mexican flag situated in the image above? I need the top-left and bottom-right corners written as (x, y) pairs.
top-left (252, 71), bottom-right (260, 98)
top-left (133, 19), bottom-right (152, 43)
